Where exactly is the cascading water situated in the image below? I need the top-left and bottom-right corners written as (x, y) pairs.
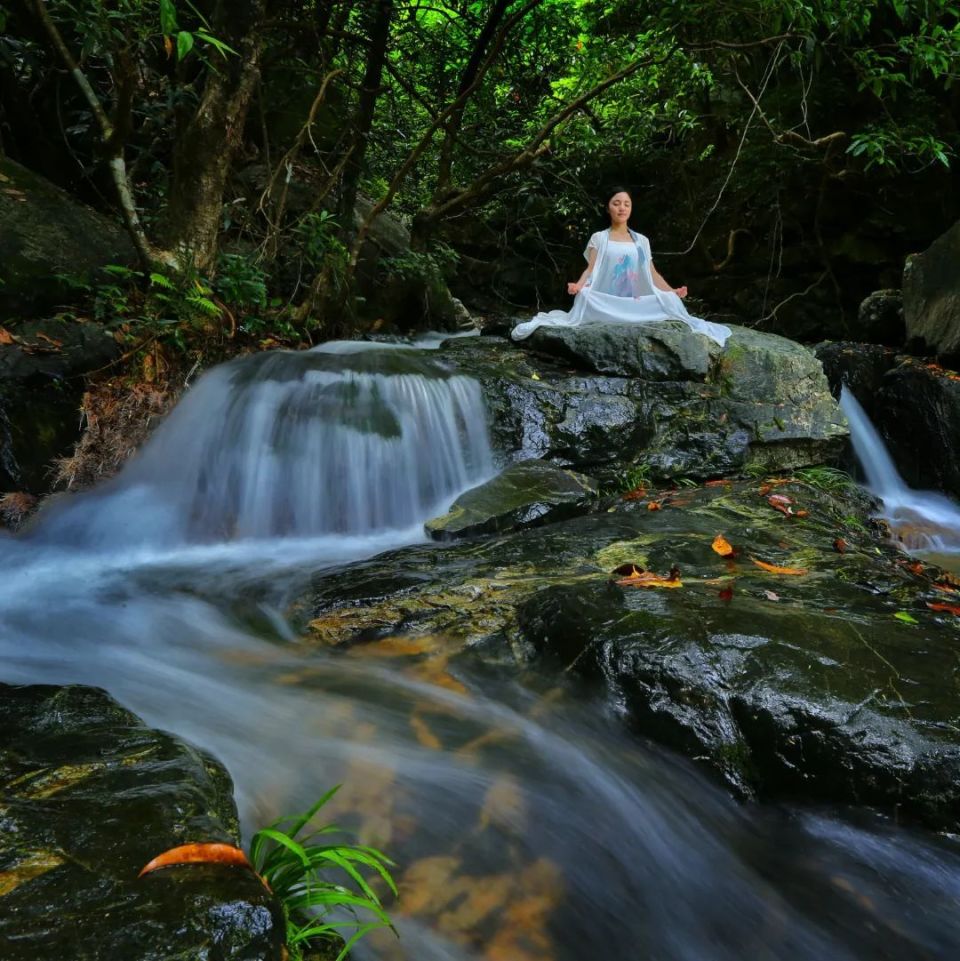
top-left (27, 344), bottom-right (493, 549)
top-left (3, 346), bottom-right (960, 960)
top-left (841, 387), bottom-right (960, 559)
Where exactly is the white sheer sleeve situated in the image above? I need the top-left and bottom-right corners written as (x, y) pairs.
top-left (583, 231), bottom-right (603, 260)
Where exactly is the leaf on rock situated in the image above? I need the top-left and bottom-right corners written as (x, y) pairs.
top-left (647, 500), bottom-right (662, 511)
top-left (751, 558), bottom-right (808, 576)
top-left (622, 487), bottom-right (647, 501)
top-left (718, 584), bottom-right (734, 602)
top-left (0, 327), bottom-right (16, 345)
top-left (832, 538), bottom-right (848, 553)
top-left (613, 564), bottom-right (682, 589)
top-left (893, 611), bottom-right (919, 625)
top-left (711, 534), bottom-right (735, 557)
top-left (139, 843), bottom-right (253, 878)
top-left (926, 601), bottom-right (960, 617)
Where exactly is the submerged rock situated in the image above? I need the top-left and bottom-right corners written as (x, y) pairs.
top-left (440, 324), bottom-right (846, 481)
top-left (0, 684), bottom-right (284, 960)
top-left (298, 478), bottom-right (960, 829)
top-left (425, 459), bottom-right (598, 540)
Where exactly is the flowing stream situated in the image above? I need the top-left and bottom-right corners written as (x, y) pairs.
top-left (2, 345), bottom-right (960, 960)
top-left (841, 387), bottom-right (960, 567)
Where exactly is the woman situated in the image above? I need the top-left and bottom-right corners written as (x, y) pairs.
top-left (511, 188), bottom-right (731, 346)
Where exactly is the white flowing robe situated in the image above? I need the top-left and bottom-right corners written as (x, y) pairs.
top-left (511, 228), bottom-right (731, 347)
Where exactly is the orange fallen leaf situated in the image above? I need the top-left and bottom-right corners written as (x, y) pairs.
top-left (933, 582), bottom-right (960, 594)
top-left (751, 558), bottom-right (808, 576)
top-left (614, 564), bottom-right (682, 589)
top-left (139, 843), bottom-right (253, 878)
top-left (926, 601), bottom-right (960, 616)
top-left (0, 327), bottom-right (15, 345)
top-left (832, 538), bottom-right (848, 554)
top-left (711, 534), bottom-right (735, 557)
top-left (907, 561), bottom-right (925, 576)
top-left (794, 509), bottom-right (809, 518)
top-left (705, 479), bottom-right (729, 487)
top-left (647, 500), bottom-right (662, 511)
top-left (622, 487), bottom-right (647, 501)
top-left (718, 585), bottom-right (734, 602)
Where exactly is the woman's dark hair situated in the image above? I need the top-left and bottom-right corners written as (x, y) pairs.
top-left (603, 185), bottom-right (634, 206)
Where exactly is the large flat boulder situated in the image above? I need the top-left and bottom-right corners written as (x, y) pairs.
top-left (903, 219), bottom-right (960, 359)
top-left (0, 684), bottom-right (284, 960)
top-left (440, 325), bottom-right (846, 481)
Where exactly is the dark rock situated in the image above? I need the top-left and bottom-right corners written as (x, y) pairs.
top-left (0, 158), bottom-right (136, 321)
top-left (853, 289), bottom-right (904, 347)
top-left (814, 341), bottom-right (899, 405)
top-left (523, 322), bottom-right (716, 380)
top-left (425, 459), bottom-right (598, 540)
top-left (0, 684), bottom-right (284, 961)
top-left (298, 478), bottom-right (960, 830)
top-left (0, 317), bottom-right (118, 386)
top-left (439, 326), bottom-right (846, 481)
top-left (0, 318), bottom-right (120, 493)
top-left (903, 219), bottom-right (960, 359)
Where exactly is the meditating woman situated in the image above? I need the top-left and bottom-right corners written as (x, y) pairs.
top-left (511, 188), bottom-right (731, 346)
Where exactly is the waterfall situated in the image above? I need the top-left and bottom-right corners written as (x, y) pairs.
top-left (841, 387), bottom-right (960, 555)
top-left (29, 344), bottom-right (494, 550)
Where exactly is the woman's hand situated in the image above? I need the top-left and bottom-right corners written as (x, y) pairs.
top-left (673, 285), bottom-right (688, 299)
top-left (567, 280), bottom-right (585, 295)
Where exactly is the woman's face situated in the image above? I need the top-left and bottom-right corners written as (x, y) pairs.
top-left (607, 192), bottom-right (632, 226)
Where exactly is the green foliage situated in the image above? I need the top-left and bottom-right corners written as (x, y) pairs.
top-left (250, 786), bottom-right (398, 961)
top-left (795, 466), bottom-right (858, 495)
top-left (216, 254), bottom-right (268, 311)
top-left (616, 462), bottom-right (654, 492)
top-left (383, 243), bottom-right (459, 284)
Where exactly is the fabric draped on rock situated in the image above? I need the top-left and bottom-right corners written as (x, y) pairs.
top-left (511, 228), bottom-right (731, 347)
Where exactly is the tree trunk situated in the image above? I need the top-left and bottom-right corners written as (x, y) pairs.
top-left (335, 0), bottom-right (393, 243)
top-left (164, 0), bottom-right (266, 271)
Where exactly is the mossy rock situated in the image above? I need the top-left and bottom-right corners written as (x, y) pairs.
top-left (298, 478), bottom-right (960, 828)
top-left (438, 331), bottom-right (846, 481)
top-left (425, 459), bottom-right (598, 540)
top-left (0, 684), bottom-right (285, 960)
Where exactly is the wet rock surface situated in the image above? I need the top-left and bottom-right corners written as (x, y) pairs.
top-left (0, 684), bottom-right (284, 961)
top-left (439, 325), bottom-right (846, 481)
top-left (425, 459), bottom-right (598, 540)
top-left (299, 478), bottom-right (960, 830)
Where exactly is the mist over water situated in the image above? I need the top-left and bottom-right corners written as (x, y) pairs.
top-left (2, 347), bottom-right (960, 959)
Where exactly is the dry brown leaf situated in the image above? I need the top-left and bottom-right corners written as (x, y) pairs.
top-left (711, 534), bottom-right (735, 557)
top-left (647, 500), bottom-right (662, 511)
top-left (622, 486), bottom-right (647, 501)
top-left (0, 327), bottom-right (15, 345)
top-left (139, 842), bottom-right (253, 878)
top-left (927, 601), bottom-right (960, 616)
top-left (614, 565), bottom-right (682, 589)
top-left (751, 558), bottom-right (808, 576)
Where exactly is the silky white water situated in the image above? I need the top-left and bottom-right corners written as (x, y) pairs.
top-left (841, 387), bottom-right (960, 556)
top-left (2, 345), bottom-right (960, 960)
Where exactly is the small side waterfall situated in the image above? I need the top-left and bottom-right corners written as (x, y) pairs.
top-left (841, 387), bottom-right (960, 556)
top-left (29, 344), bottom-right (494, 549)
